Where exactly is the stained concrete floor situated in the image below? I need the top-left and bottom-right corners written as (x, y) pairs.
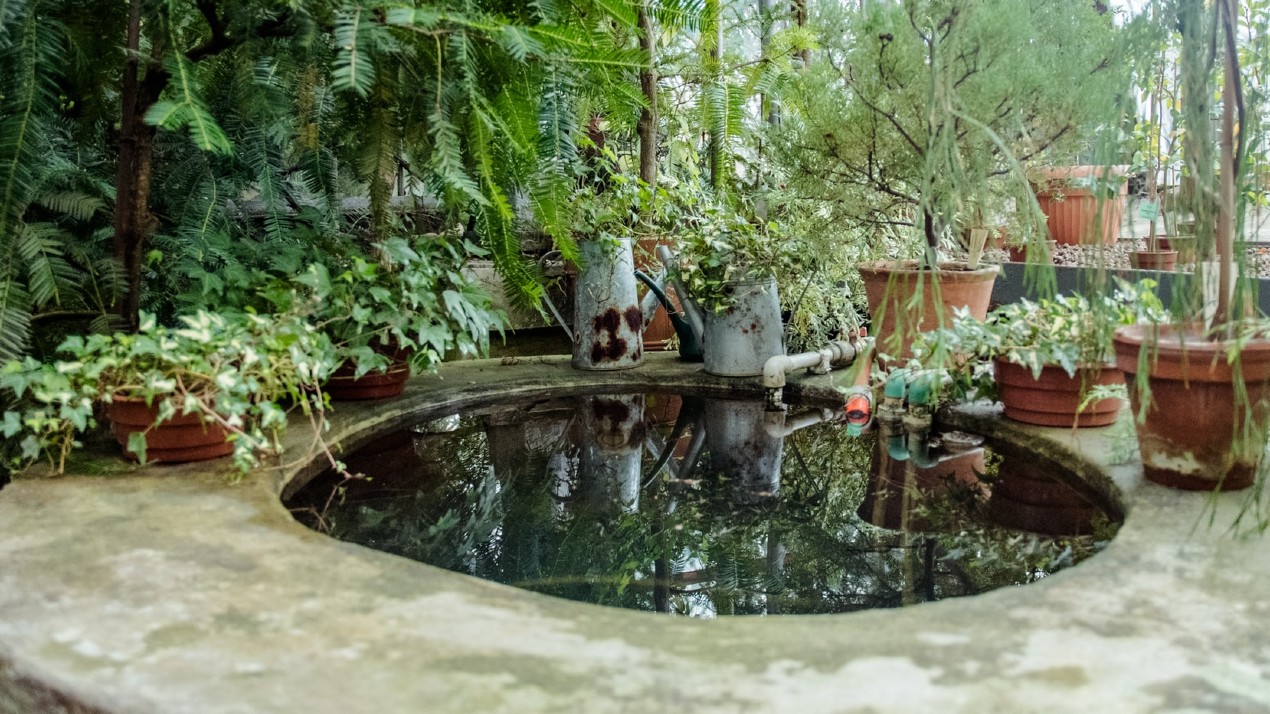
top-left (3, 354), bottom-right (1270, 713)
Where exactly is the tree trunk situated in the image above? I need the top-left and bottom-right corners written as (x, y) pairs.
top-left (707, 0), bottom-right (724, 190)
top-left (1214, 0), bottom-right (1238, 330)
top-left (112, 0), bottom-right (166, 330)
top-left (637, 3), bottom-right (658, 189)
top-left (792, 0), bottom-right (810, 67)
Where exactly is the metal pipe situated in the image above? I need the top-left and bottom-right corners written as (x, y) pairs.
top-left (639, 266), bottom-right (666, 324)
top-left (761, 339), bottom-right (871, 411)
top-left (537, 250), bottom-right (573, 342)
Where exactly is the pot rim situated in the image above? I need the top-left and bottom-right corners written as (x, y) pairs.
top-left (857, 260), bottom-right (1000, 280)
top-left (1113, 323), bottom-right (1270, 382)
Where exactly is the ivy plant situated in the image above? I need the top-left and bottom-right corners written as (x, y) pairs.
top-left (264, 232), bottom-right (506, 379)
top-left (673, 197), bottom-right (807, 314)
top-left (1, 310), bottom-right (336, 476)
top-left (914, 279), bottom-right (1165, 399)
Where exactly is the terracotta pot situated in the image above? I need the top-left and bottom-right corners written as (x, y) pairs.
top-left (1113, 324), bottom-right (1270, 491)
top-left (1031, 165), bottom-right (1128, 246)
top-left (994, 359), bottom-right (1125, 427)
top-left (324, 347), bottom-right (411, 401)
top-left (107, 396), bottom-right (233, 463)
top-left (857, 260), bottom-right (999, 360)
top-left (1005, 240), bottom-right (1058, 263)
top-left (1129, 249), bottom-right (1178, 272)
top-left (1159, 235), bottom-right (1197, 263)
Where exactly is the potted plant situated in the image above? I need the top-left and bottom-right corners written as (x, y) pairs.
top-left (674, 198), bottom-right (804, 377)
top-left (916, 280), bottom-right (1164, 427)
top-left (285, 233), bottom-right (504, 399)
top-left (1, 310), bottom-right (335, 476)
top-left (1029, 163), bottom-right (1130, 247)
top-left (1127, 29), bottom-right (1183, 272)
top-left (1112, 0), bottom-right (1270, 493)
top-left (779, 0), bottom-right (1123, 360)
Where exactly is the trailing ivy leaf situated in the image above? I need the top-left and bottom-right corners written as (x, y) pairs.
top-left (126, 431), bottom-right (148, 465)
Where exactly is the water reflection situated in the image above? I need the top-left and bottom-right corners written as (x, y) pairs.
top-left (288, 392), bottom-right (1119, 617)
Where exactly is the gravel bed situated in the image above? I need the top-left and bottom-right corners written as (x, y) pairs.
top-left (1047, 240), bottom-right (1270, 276)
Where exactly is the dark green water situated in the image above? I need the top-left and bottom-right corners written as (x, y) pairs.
top-left (286, 392), bottom-right (1120, 617)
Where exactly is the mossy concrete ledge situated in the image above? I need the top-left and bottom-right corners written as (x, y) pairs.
top-left (4, 353), bottom-right (1270, 713)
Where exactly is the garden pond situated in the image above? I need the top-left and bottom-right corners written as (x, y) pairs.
top-left (286, 391), bottom-right (1121, 617)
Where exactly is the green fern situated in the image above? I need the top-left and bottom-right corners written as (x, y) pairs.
top-left (332, 7), bottom-right (378, 97)
top-left (146, 56), bottom-right (233, 155)
top-left (16, 222), bottom-right (75, 308)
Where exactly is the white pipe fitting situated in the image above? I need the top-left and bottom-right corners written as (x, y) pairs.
top-left (761, 340), bottom-right (864, 390)
top-left (763, 408), bottom-right (838, 438)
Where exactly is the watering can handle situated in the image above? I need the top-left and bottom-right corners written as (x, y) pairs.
top-left (536, 251), bottom-right (573, 341)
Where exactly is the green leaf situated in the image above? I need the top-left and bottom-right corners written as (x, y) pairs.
top-left (332, 7), bottom-right (376, 97)
top-left (2, 410), bottom-right (20, 437)
top-left (126, 431), bottom-right (148, 464)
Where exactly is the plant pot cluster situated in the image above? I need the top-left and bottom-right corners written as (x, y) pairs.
top-left (2, 233), bottom-right (505, 474)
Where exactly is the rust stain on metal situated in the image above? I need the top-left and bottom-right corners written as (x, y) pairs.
top-left (623, 306), bottom-right (643, 333)
top-left (591, 308), bottom-right (629, 363)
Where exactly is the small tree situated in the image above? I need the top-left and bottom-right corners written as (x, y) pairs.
top-left (778, 0), bottom-right (1126, 266)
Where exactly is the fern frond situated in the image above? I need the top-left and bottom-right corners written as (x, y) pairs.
top-left (589, 0), bottom-right (639, 29)
top-left (537, 69), bottom-right (578, 176)
top-left (498, 25), bottom-right (545, 61)
top-left (0, 0), bottom-right (28, 49)
top-left (477, 185), bottom-right (543, 307)
top-left (332, 6), bottom-right (377, 97)
top-left (17, 222), bottom-right (74, 308)
top-left (0, 274), bottom-right (30, 361)
top-left (0, 5), bottom-right (60, 238)
top-left (144, 46), bottom-right (232, 155)
top-left (651, 0), bottom-right (705, 32)
top-left (531, 172), bottom-right (577, 262)
top-left (34, 192), bottom-right (106, 221)
top-left (242, 129), bottom-right (292, 245)
top-left (430, 109), bottom-right (485, 206)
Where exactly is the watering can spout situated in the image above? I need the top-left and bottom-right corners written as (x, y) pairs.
top-left (655, 245), bottom-right (706, 344)
top-left (635, 270), bottom-right (704, 362)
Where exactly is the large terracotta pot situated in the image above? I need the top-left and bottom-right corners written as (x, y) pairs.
top-left (1129, 250), bottom-right (1178, 272)
top-left (325, 346), bottom-right (411, 400)
top-left (857, 260), bottom-right (999, 360)
top-left (1032, 165), bottom-right (1128, 246)
top-left (1113, 324), bottom-right (1270, 491)
top-left (107, 396), bottom-right (234, 463)
top-left (994, 359), bottom-right (1125, 427)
